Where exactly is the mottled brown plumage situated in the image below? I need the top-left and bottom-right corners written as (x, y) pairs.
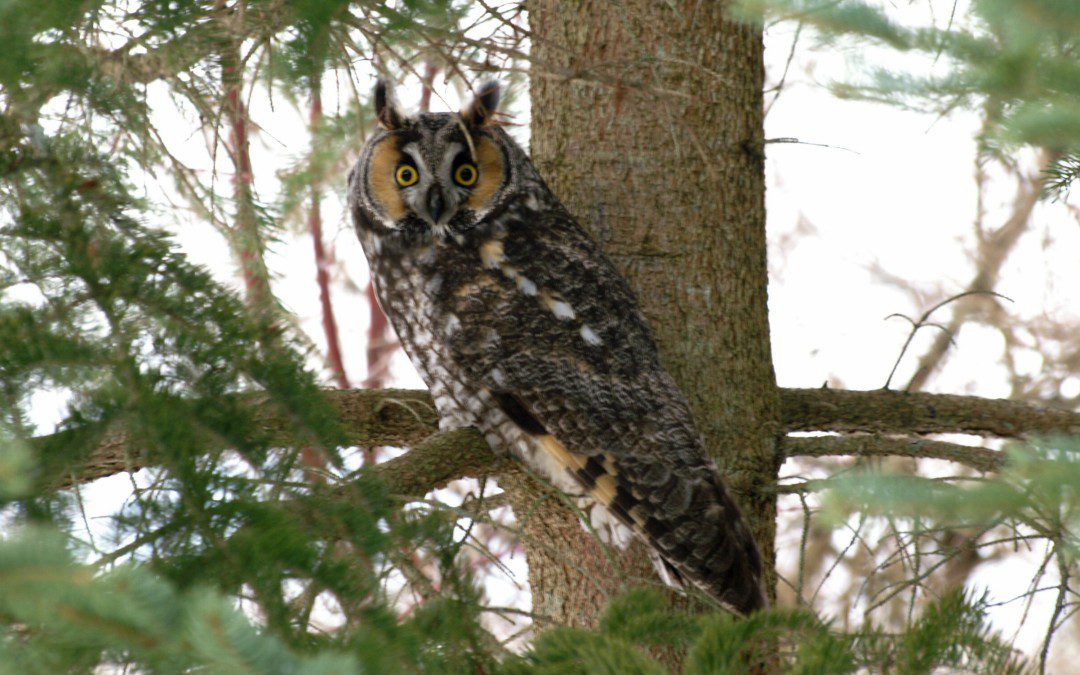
top-left (347, 80), bottom-right (766, 615)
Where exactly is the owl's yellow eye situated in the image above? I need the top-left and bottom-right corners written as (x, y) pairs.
top-left (395, 164), bottom-right (419, 187)
top-left (454, 163), bottom-right (479, 187)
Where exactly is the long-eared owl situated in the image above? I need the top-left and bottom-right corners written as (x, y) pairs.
top-left (347, 80), bottom-right (766, 615)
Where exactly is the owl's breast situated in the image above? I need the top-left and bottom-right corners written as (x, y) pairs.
top-left (364, 238), bottom-right (498, 434)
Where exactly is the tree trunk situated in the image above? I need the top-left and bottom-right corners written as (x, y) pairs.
top-left (522, 0), bottom-right (780, 626)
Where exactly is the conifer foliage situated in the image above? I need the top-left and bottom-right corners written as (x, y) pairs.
top-left (1, 2), bottom-right (493, 672)
top-left (735, 0), bottom-right (1080, 196)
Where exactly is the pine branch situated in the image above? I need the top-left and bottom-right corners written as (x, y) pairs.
top-left (87, 31), bottom-right (218, 86)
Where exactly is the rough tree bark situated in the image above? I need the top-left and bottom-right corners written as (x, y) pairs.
top-left (519, 1), bottom-right (780, 627)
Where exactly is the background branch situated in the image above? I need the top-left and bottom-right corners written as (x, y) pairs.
top-left (783, 434), bottom-right (1003, 473)
top-left (781, 388), bottom-right (1080, 438)
top-left (904, 151), bottom-right (1054, 391)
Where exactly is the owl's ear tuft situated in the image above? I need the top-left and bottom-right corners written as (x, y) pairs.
top-left (374, 79), bottom-right (407, 130)
top-left (461, 80), bottom-right (502, 128)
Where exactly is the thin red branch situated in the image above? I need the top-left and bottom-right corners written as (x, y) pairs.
top-left (308, 82), bottom-right (350, 390)
top-left (362, 284), bottom-right (393, 389)
top-left (418, 61), bottom-right (438, 112)
top-left (218, 1), bottom-right (273, 315)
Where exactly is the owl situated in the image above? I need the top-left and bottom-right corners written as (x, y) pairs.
top-left (347, 80), bottom-right (766, 615)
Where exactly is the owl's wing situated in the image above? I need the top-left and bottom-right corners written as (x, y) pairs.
top-left (474, 348), bottom-right (765, 615)
top-left (444, 210), bottom-right (766, 614)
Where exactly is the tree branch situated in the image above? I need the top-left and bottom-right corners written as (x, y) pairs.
top-left (904, 151), bottom-right (1054, 391)
top-left (781, 387), bottom-right (1080, 438)
top-left (47, 389), bottom-right (439, 487)
top-left (41, 387), bottom-right (1080, 490)
top-left (783, 434), bottom-right (1003, 473)
top-left (364, 428), bottom-right (493, 497)
top-left (307, 79), bottom-right (350, 391)
top-left (218, 4), bottom-right (274, 317)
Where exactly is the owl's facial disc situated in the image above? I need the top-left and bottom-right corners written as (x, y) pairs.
top-left (363, 79), bottom-right (508, 238)
top-left (373, 136), bottom-right (504, 236)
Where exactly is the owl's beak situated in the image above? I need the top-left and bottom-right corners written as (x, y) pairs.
top-left (425, 185), bottom-right (446, 225)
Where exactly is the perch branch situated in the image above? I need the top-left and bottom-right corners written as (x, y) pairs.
top-left (46, 389), bottom-right (439, 487)
top-left (37, 387), bottom-right (1080, 490)
top-left (361, 428), bottom-right (494, 497)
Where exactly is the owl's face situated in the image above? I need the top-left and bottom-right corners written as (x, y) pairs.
top-left (351, 81), bottom-right (515, 243)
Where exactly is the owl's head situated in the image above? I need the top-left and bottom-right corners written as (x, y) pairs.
top-left (350, 79), bottom-right (519, 242)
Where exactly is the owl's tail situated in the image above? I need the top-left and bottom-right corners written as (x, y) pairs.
top-left (643, 482), bottom-right (768, 616)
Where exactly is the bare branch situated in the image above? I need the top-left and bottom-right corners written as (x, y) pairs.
top-left (905, 151), bottom-right (1055, 391)
top-left (782, 387), bottom-right (1080, 438)
top-left (784, 434), bottom-right (1003, 472)
top-left (882, 290), bottom-right (1011, 390)
top-left (363, 428), bottom-right (493, 497)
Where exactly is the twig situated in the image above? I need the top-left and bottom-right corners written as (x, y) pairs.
top-left (1039, 544), bottom-right (1072, 674)
top-left (762, 137), bottom-right (859, 154)
top-left (883, 290), bottom-right (1012, 390)
top-left (307, 78), bottom-right (350, 391)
